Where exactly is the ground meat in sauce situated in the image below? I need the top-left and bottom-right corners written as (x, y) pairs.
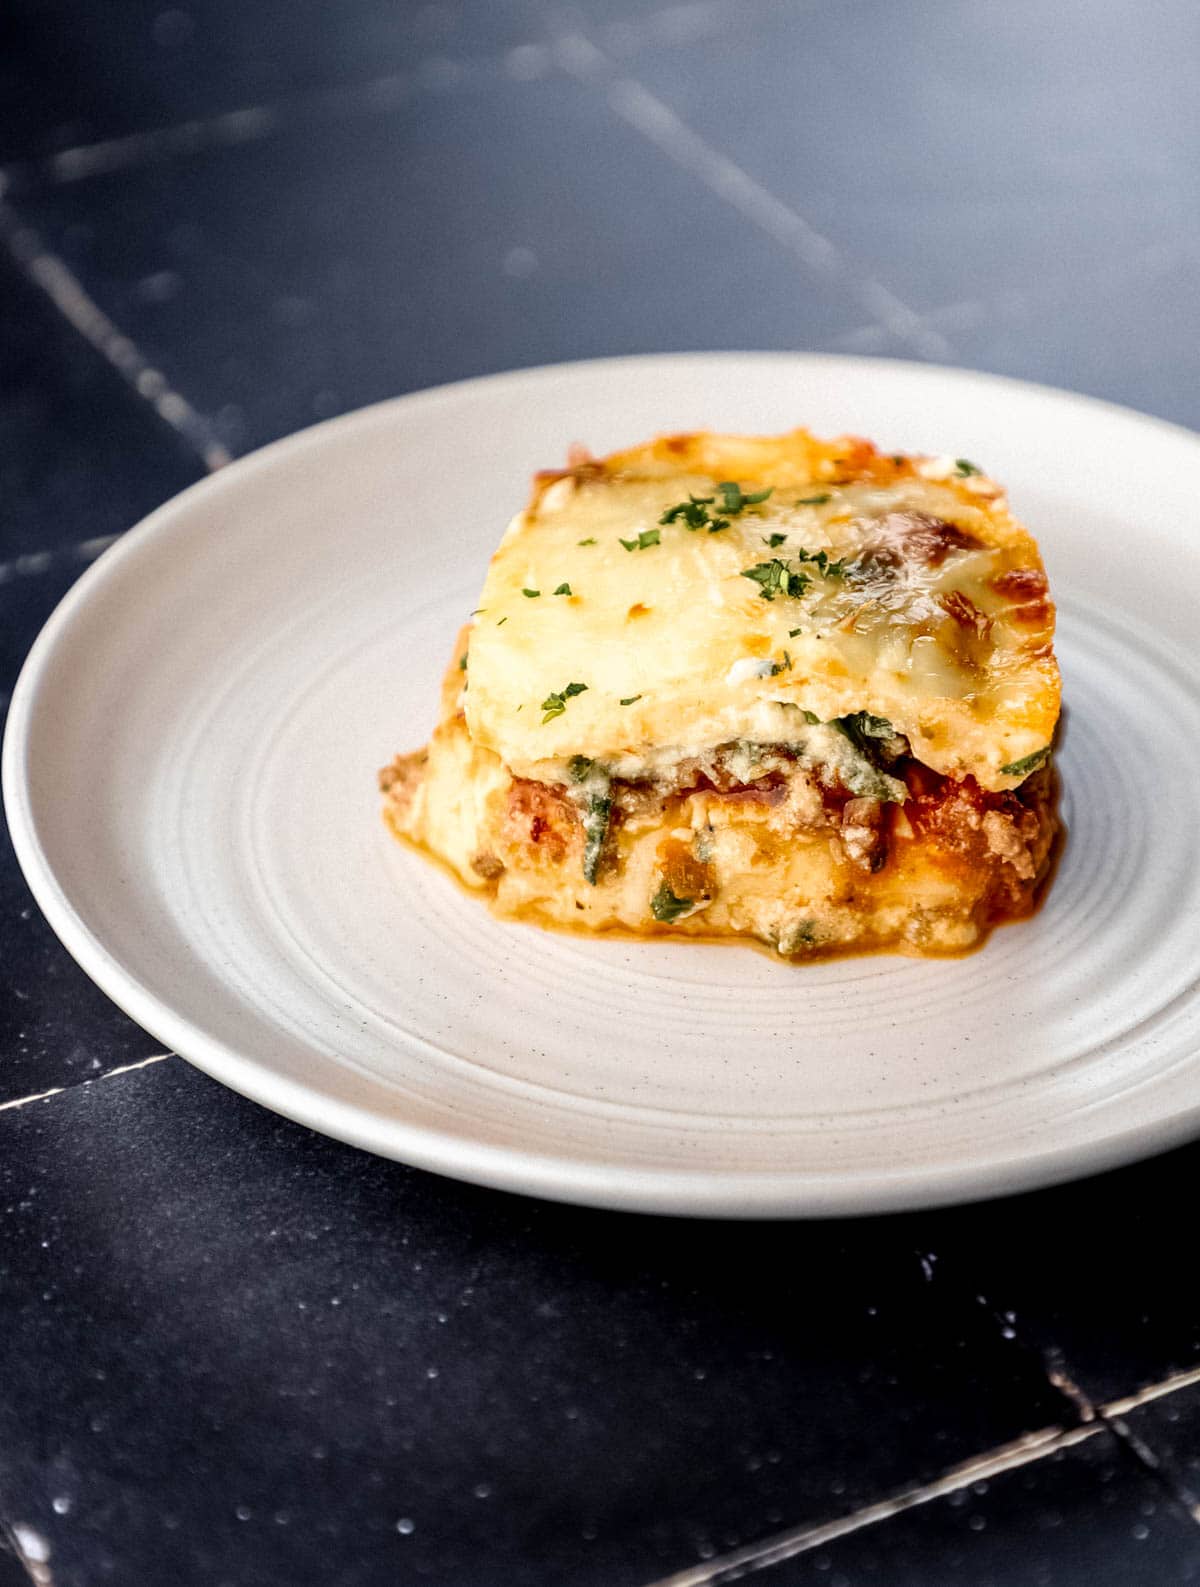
top-left (904, 762), bottom-right (1052, 877)
top-left (533, 751), bottom-right (1051, 899)
top-left (503, 777), bottom-right (578, 865)
top-left (470, 849), bottom-right (505, 881)
top-left (378, 750), bottom-right (426, 809)
top-left (840, 796), bottom-right (888, 872)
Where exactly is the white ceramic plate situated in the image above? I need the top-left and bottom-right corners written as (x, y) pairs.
top-left (7, 353), bottom-right (1200, 1216)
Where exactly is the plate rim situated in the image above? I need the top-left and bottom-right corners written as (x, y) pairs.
top-left (7, 349), bottom-right (1200, 1218)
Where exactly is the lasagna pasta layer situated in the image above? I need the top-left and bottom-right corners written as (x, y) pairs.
top-left (382, 429), bottom-right (1061, 959)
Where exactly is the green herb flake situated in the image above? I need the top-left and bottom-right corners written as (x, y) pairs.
top-left (660, 494), bottom-right (714, 530)
top-left (794, 547), bottom-right (847, 578)
top-left (769, 650), bottom-right (793, 676)
top-left (619, 528), bottom-right (661, 552)
top-left (457, 653), bottom-right (468, 671)
top-left (788, 626), bottom-right (803, 638)
top-left (955, 458), bottom-right (983, 476)
top-left (1000, 745), bottom-right (1051, 778)
top-left (541, 681), bottom-right (588, 724)
top-left (660, 484), bottom-right (765, 534)
top-left (553, 582), bottom-right (572, 596)
top-left (619, 694), bottom-right (642, 706)
top-left (577, 537), bottom-right (597, 546)
top-left (496, 616), bottom-right (508, 626)
top-left (795, 493), bottom-right (831, 506)
top-left (717, 481), bottom-right (773, 514)
top-left (650, 882), bottom-right (694, 924)
top-left (801, 709), bottom-right (820, 724)
top-left (522, 587), bottom-right (540, 598)
top-left (765, 532), bottom-right (788, 548)
top-left (568, 755), bottom-right (594, 783)
top-left (740, 559), bottom-right (810, 601)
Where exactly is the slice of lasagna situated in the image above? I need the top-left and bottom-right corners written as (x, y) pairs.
top-left (380, 429), bottom-right (1061, 958)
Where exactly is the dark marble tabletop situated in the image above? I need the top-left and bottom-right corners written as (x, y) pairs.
top-left (3, 3), bottom-right (1200, 1583)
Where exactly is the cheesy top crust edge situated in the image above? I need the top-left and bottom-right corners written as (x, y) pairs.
top-left (463, 429), bottom-right (1060, 794)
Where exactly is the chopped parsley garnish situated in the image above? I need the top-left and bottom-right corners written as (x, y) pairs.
top-left (568, 755), bottom-right (594, 782)
top-left (765, 532), bottom-right (788, 548)
top-left (769, 650), bottom-right (793, 675)
top-left (541, 681), bottom-right (588, 723)
top-left (740, 559), bottom-right (810, 601)
top-left (650, 882), bottom-right (694, 923)
top-left (716, 481), bottom-right (773, 514)
top-left (795, 493), bottom-right (831, 506)
top-left (553, 582), bottom-right (572, 595)
top-left (619, 694), bottom-right (642, 706)
top-left (794, 547), bottom-right (848, 577)
top-left (1001, 746), bottom-right (1051, 778)
top-left (577, 537), bottom-right (596, 546)
top-left (457, 653), bottom-right (468, 671)
top-left (496, 616), bottom-right (507, 625)
top-left (659, 482), bottom-right (770, 534)
top-left (742, 546), bottom-right (847, 599)
top-left (955, 458), bottom-right (982, 476)
top-left (788, 626), bottom-right (803, 637)
top-left (522, 587), bottom-right (540, 598)
top-left (619, 528), bottom-right (661, 552)
top-left (659, 493), bottom-right (728, 533)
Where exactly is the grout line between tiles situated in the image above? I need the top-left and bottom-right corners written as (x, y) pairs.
top-left (966, 1287), bottom-right (1200, 1537)
top-left (832, 239), bottom-right (1192, 355)
top-left (1104, 1410), bottom-right (1200, 1530)
top-left (0, 537), bottom-right (120, 588)
top-left (0, 1087), bottom-right (65, 1116)
top-left (0, 1), bottom-right (791, 194)
top-left (1106, 1364), bottom-right (1200, 1418)
top-left (0, 1524), bottom-right (40, 1587)
top-left (0, 1054), bottom-right (174, 1117)
top-left (637, 1423), bottom-right (1102, 1587)
top-left (548, 27), bottom-right (955, 364)
top-left (0, 67), bottom-right (473, 191)
top-left (0, 199), bottom-right (229, 472)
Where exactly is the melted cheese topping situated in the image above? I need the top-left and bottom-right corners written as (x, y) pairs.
top-left (465, 431), bottom-right (1059, 792)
